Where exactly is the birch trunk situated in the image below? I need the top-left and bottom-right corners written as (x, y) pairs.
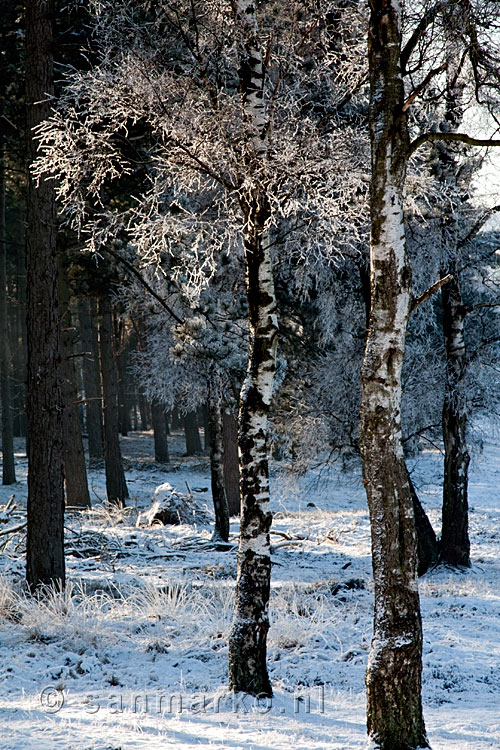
top-left (436, 51), bottom-right (471, 568)
top-left (441, 273), bottom-right (470, 566)
top-left (228, 0), bottom-right (277, 698)
top-left (359, 2), bottom-right (429, 746)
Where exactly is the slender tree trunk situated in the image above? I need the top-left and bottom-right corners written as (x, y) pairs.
top-left (98, 292), bottom-right (128, 507)
top-left (137, 387), bottom-right (149, 430)
top-left (151, 400), bottom-right (169, 464)
top-left (78, 297), bottom-right (104, 462)
top-left (440, 274), bottom-right (470, 566)
top-left (408, 471), bottom-right (439, 576)
top-left (0, 139), bottom-right (16, 484)
top-left (25, 0), bottom-right (65, 591)
top-left (184, 410), bottom-right (202, 455)
top-left (223, 408), bottom-right (241, 516)
top-left (170, 404), bottom-right (181, 431)
top-left (58, 258), bottom-right (90, 508)
top-left (207, 369), bottom-right (229, 542)
top-left (114, 313), bottom-right (131, 437)
top-left (228, 0), bottom-right (277, 699)
top-left (12, 243), bottom-right (27, 439)
top-left (359, 2), bottom-right (429, 747)
top-left (435, 50), bottom-right (471, 568)
top-left (201, 402), bottom-right (211, 452)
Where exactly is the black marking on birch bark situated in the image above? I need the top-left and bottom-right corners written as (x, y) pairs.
top-left (360, 1), bottom-right (429, 748)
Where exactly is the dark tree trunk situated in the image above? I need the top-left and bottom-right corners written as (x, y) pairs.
top-left (170, 404), bottom-right (181, 430)
top-left (58, 258), bottom-right (90, 508)
top-left (184, 410), bottom-right (202, 455)
top-left (207, 370), bottom-right (229, 541)
top-left (78, 297), bottom-right (104, 462)
top-left (114, 313), bottom-right (131, 437)
top-left (137, 387), bottom-right (149, 430)
top-left (359, 2), bottom-right (429, 747)
top-left (201, 402), bottom-right (211, 452)
top-left (440, 274), bottom-right (470, 566)
top-left (408, 471), bottom-right (439, 576)
top-left (435, 55), bottom-right (471, 569)
top-left (0, 140), bottom-right (16, 484)
top-left (12, 243), bottom-right (27, 439)
top-left (151, 400), bottom-right (169, 464)
top-left (25, 0), bottom-right (65, 591)
top-left (98, 292), bottom-right (128, 507)
top-left (223, 408), bottom-right (241, 516)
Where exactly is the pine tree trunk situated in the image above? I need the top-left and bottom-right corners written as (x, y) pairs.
top-left (25, 0), bottom-right (65, 591)
top-left (58, 259), bottom-right (90, 508)
top-left (0, 139), bottom-right (16, 484)
top-left (223, 408), bottom-right (241, 516)
top-left (12, 244), bottom-right (27, 439)
top-left (207, 369), bottom-right (229, 542)
top-left (137, 387), bottom-right (149, 430)
top-left (98, 292), bottom-right (128, 507)
top-left (228, 0), bottom-right (277, 699)
top-left (359, 2), bottom-right (429, 747)
top-left (184, 410), bottom-right (202, 455)
top-left (170, 404), bottom-right (181, 431)
top-left (114, 314), bottom-right (131, 437)
top-left (441, 274), bottom-right (470, 566)
top-left (78, 297), bottom-right (104, 462)
top-left (151, 400), bottom-right (169, 464)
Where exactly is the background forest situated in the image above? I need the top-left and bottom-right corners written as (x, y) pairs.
top-left (1, 1), bottom-right (500, 749)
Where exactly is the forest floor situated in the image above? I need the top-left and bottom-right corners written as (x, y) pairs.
top-left (0, 427), bottom-right (499, 749)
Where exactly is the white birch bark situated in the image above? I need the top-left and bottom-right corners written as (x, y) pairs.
top-left (359, 1), bottom-right (429, 747)
top-left (228, 0), bottom-right (277, 698)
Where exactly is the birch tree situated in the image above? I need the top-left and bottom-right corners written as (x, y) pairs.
top-left (35, 0), bottom-right (365, 692)
top-left (360, 0), bottom-right (500, 745)
top-left (359, 1), bottom-right (429, 745)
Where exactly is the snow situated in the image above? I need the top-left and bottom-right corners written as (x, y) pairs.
top-left (0, 429), bottom-right (499, 749)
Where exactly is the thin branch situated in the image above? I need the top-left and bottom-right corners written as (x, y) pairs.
top-left (464, 302), bottom-right (500, 314)
top-left (458, 205), bottom-right (500, 249)
top-left (402, 424), bottom-right (442, 444)
top-left (402, 63), bottom-right (446, 112)
top-left (410, 132), bottom-right (500, 156)
top-left (100, 246), bottom-right (183, 324)
top-left (411, 274), bottom-right (452, 311)
top-left (401, 1), bottom-right (455, 73)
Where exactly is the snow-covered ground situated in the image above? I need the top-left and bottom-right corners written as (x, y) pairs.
top-left (0, 429), bottom-right (499, 749)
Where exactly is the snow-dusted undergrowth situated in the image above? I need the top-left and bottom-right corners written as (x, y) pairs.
top-left (0, 431), bottom-right (499, 749)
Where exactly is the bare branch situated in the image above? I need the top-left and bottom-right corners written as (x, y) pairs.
top-left (411, 274), bottom-right (453, 311)
top-left (410, 132), bottom-right (500, 155)
top-left (458, 205), bottom-right (500, 249)
top-left (464, 302), bottom-right (500, 314)
top-left (100, 245), bottom-right (184, 324)
top-left (400, 1), bottom-right (455, 73)
top-left (402, 63), bottom-right (447, 112)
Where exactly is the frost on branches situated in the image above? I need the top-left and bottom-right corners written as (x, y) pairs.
top-left (34, 0), bottom-right (367, 697)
